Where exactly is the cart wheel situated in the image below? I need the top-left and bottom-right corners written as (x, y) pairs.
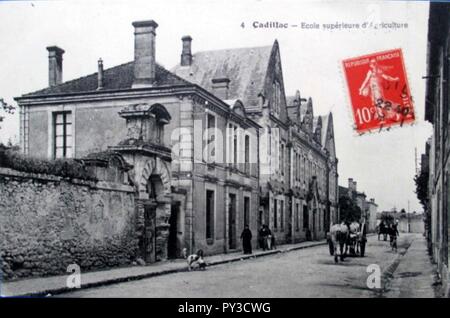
top-left (360, 242), bottom-right (366, 257)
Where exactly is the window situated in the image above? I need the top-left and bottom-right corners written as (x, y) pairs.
top-left (273, 129), bottom-right (279, 174)
top-left (244, 196), bottom-right (250, 226)
top-left (280, 143), bottom-right (284, 176)
top-left (274, 199), bottom-right (278, 229)
top-left (303, 205), bottom-right (309, 230)
top-left (280, 200), bottom-right (284, 231)
top-left (233, 126), bottom-right (238, 167)
top-left (227, 123), bottom-right (239, 167)
top-left (302, 156), bottom-right (306, 182)
top-left (53, 112), bottom-right (72, 158)
top-left (206, 190), bottom-right (215, 240)
top-left (205, 113), bottom-right (216, 163)
top-left (244, 134), bottom-right (250, 174)
top-left (318, 209), bottom-right (321, 231)
top-left (273, 80), bottom-right (281, 114)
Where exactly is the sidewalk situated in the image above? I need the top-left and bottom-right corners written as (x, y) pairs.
top-left (382, 233), bottom-right (440, 298)
top-left (1, 239), bottom-right (326, 297)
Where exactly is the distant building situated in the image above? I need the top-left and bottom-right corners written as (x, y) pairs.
top-left (339, 178), bottom-right (377, 231)
top-left (367, 198), bottom-right (378, 233)
top-left (377, 210), bottom-right (424, 233)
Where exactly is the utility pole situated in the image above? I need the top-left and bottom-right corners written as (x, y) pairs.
top-left (415, 147), bottom-right (418, 175)
top-left (408, 200), bottom-right (410, 233)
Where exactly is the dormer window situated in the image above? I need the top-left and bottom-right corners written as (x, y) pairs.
top-left (273, 80), bottom-right (281, 115)
top-left (149, 104), bottom-right (171, 145)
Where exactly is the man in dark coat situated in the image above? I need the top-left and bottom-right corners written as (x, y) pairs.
top-left (241, 224), bottom-right (253, 254)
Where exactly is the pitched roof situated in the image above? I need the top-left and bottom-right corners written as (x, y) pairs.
top-left (313, 116), bottom-right (321, 131)
top-left (286, 94), bottom-right (301, 123)
top-left (320, 114), bottom-right (330, 146)
top-left (299, 100), bottom-right (308, 122)
top-left (286, 95), bottom-right (298, 108)
top-left (339, 186), bottom-right (349, 197)
top-left (21, 62), bottom-right (191, 98)
top-left (172, 45), bottom-right (273, 107)
top-left (286, 105), bottom-right (297, 123)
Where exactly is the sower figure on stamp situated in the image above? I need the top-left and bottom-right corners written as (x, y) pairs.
top-left (240, 224), bottom-right (253, 254)
top-left (359, 58), bottom-right (399, 121)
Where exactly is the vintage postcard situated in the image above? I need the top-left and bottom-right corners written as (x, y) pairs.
top-left (0, 0), bottom-right (448, 306)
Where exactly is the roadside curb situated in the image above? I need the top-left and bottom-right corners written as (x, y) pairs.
top-left (374, 237), bottom-right (414, 297)
top-left (5, 240), bottom-right (327, 298)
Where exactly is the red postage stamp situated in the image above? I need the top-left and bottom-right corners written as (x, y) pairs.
top-left (342, 49), bottom-right (415, 134)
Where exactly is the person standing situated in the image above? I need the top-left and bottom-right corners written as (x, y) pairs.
top-left (378, 221), bottom-right (385, 241)
top-left (389, 221), bottom-right (399, 252)
top-left (258, 225), bottom-right (266, 250)
top-left (240, 224), bottom-right (253, 254)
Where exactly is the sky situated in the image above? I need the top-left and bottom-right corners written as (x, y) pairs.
top-left (0, 0), bottom-right (432, 212)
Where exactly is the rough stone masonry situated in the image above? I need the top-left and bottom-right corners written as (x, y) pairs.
top-left (0, 165), bottom-right (137, 280)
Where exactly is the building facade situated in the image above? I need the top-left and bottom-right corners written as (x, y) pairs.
top-left (376, 211), bottom-right (425, 234)
top-left (339, 178), bottom-right (378, 230)
top-left (367, 199), bottom-right (378, 233)
top-left (15, 19), bottom-right (339, 263)
top-left (423, 2), bottom-right (450, 295)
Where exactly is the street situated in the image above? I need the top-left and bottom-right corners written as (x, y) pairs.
top-left (61, 233), bottom-right (434, 298)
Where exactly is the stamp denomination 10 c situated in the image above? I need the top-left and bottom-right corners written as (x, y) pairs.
top-left (342, 49), bottom-right (415, 134)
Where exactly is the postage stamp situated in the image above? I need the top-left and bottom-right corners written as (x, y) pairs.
top-left (342, 48), bottom-right (415, 134)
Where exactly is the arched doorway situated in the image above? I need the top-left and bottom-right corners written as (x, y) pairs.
top-left (112, 102), bottom-right (174, 264)
top-left (137, 157), bottom-right (173, 262)
top-left (140, 175), bottom-right (164, 263)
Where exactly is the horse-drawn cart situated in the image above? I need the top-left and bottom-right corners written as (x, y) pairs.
top-left (328, 220), bottom-right (367, 263)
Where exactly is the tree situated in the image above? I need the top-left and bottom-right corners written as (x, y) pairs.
top-left (0, 98), bottom-right (16, 131)
top-left (414, 168), bottom-right (431, 253)
top-left (414, 170), bottom-right (429, 211)
top-left (338, 195), bottom-right (362, 222)
top-left (0, 98), bottom-right (16, 144)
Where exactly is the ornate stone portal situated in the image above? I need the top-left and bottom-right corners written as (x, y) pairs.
top-left (110, 103), bottom-right (173, 263)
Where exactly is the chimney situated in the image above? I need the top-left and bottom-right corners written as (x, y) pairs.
top-left (212, 77), bottom-right (230, 100)
top-left (97, 58), bottom-right (104, 90)
top-left (46, 46), bottom-right (65, 87)
top-left (132, 20), bottom-right (158, 88)
top-left (180, 35), bottom-right (192, 66)
top-left (348, 178), bottom-right (353, 190)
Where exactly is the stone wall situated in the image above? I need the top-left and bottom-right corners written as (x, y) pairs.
top-left (0, 167), bottom-right (137, 281)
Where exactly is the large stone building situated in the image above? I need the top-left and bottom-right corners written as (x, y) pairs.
top-left (14, 19), bottom-right (338, 265)
top-left (339, 178), bottom-right (378, 232)
top-left (423, 2), bottom-right (450, 296)
top-left (367, 198), bottom-right (378, 233)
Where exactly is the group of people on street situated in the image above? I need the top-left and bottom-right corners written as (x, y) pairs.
top-left (239, 224), bottom-right (277, 255)
top-left (377, 220), bottom-right (400, 251)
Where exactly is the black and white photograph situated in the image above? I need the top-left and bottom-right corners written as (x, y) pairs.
top-left (0, 0), bottom-right (449, 305)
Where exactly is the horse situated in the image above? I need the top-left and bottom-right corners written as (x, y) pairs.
top-left (348, 222), bottom-right (361, 256)
top-left (328, 223), bottom-right (349, 263)
top-left (378, 222), bottom-right (388, 241)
